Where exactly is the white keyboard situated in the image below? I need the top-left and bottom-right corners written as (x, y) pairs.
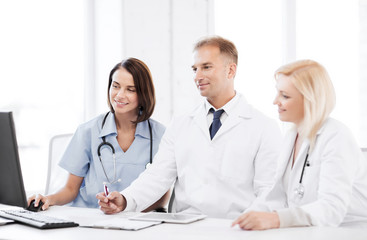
top-left (0, 209), bottom-right (78, 229)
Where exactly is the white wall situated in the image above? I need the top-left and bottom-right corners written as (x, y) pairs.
top-left (360, 0), bottom-right (367, 146)
top-left (85, 0), bottom-right (214, 125)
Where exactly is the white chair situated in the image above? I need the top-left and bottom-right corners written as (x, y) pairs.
top-left (44, 134), bottom-right (73, 195)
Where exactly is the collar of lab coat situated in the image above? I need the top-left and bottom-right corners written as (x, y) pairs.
top-left (276, 119), bottom-right (328, 177)
top-left (204, 91), bottom-right (240, 115)
top-left (189, 93), bottom-right (254, 140)
top-left (190, 93), bottom-right (253, 118)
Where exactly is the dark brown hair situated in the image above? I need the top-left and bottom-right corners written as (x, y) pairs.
top-left (194, 36), bottom-right (238, 65)
top-left (107, 58), bottom-right (156, 123)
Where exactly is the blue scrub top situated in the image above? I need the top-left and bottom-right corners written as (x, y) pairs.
top-left (58, 112), bottom-right (165, 208)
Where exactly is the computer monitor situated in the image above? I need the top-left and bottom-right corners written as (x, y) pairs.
top-left (0, 112), bottom-right (27, 208)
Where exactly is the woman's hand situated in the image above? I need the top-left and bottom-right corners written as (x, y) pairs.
top-left (231, 211), bottom-right (280, 230)
top-left (26, 174), bottom-right (83, 211)
top-left (27, 194), bottom-right (51, 211)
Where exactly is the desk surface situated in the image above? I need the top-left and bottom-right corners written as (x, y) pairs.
top-left (1, 205), bottom-right (367, 240)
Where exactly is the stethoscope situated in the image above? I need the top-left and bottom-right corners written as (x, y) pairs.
top-left (97, 111), bottom-right (153, 186)
top-left (294, 146), bottom-right (310, 199)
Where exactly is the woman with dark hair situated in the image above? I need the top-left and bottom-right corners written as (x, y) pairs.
top-left (28, 58), bottom-right (169, 211)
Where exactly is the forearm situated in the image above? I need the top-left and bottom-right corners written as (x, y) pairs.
top-left (47, 185), bottom-right (80, 206)
top-left (276, 207), bottom-right (313, 228)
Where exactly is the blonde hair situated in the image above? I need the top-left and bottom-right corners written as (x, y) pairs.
top-left (275, 60), bottom-right (336, 151)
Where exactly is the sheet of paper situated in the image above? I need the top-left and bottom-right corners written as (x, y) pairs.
top-left (80, 217), bottom-right (162, 231)
top-left (129, 212), bottom-right (207, 224)
top-left (0, 216), bottom-right (14, 225)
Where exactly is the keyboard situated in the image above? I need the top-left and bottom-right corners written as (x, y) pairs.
top-left (0, 209), bottom-right (79, 229)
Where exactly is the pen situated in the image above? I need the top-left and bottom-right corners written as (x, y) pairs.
top-left (104, 184), bottom-right (109, 197)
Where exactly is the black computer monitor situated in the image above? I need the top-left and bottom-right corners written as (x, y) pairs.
top-left (0, 112), bottom-right (27, 208)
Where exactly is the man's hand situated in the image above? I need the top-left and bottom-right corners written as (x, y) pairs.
top-left (231, 211), bottom-right (280, 230)
top-left (96, 191), bottom-right (126, 214)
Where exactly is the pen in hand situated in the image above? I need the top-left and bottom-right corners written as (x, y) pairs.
top-left (103, 184), bottom-right (109, 203)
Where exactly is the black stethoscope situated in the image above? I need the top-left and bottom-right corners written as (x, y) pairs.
top-left (97, 112), bottom-right (153, 185)
top-left (294, 146), bottom-right (310, 199)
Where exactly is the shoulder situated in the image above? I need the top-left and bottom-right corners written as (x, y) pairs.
top-left (61, 114), bottom-right (107, 157)
top-left (74, 113), bottom-right (107, 135)
top-left (238, 98), bottom-right (279, 127)
top-left (234, 93), bottom-right (274, 121)
top-left (147, 118), bottom-right (166, 139)
top-left (172, 107), bottom-right (200, 129)
top-left (179, 101), bottom-right (205, 120)
top-left (316, 118), bottom-right (359, 151)
top-left (249, 105), bottom-right (276, 123)
top-left (319, 118), bottom-right (354, 139)
top-left (313, 118), bottom-right (362, 169)
top-left (157, 102), bottom-right (203, 129)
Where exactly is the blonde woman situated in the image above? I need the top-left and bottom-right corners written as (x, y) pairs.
top-left (232, 59), bottom-right (367, 230)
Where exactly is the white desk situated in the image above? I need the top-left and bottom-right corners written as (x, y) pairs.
top-left (1, 205), bottom-right (367, 240)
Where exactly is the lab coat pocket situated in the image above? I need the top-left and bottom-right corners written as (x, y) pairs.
top-left (301, 164), bottom-right (321, 203)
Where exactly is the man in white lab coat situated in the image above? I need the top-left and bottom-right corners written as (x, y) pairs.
top-left (97, 36), bottom-right (282, 219)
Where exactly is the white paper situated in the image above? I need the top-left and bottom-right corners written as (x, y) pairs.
top-left (0, 216), bottom-right (14, 225)
top-left (81, 217), bottom-right (162, 231)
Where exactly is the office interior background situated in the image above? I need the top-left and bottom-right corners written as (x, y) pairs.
top-left (0, 0), bottom-right (366, 192)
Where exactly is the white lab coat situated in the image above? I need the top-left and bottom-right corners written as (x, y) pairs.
top-left (258, 118), bottom-right (367, 227)
top-left (122, 93), bottom-right (282, 219)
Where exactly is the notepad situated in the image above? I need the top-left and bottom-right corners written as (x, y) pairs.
top-left (0, 216), bottom-right (14, 226)
top-left (129, 212), bottom-right (206, 224)
top-left (81, 217), bottom-right (161, 231)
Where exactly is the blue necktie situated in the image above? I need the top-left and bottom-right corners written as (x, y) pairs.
top-left (209, 108), bottom-right (224, 140)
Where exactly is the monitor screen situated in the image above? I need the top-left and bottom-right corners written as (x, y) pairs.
top-left (0, 112), bottom-right (27, 208)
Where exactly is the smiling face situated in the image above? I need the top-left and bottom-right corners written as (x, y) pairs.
top-left (191, 45), bottom-right (235, 108)
top-left (273, 74), bottom-right (304, 126)
top-left (109, 67), bottom-right (139, 118)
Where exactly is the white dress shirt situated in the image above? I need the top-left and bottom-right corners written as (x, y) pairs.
top-left (205, 92), bottom-right (239, 127)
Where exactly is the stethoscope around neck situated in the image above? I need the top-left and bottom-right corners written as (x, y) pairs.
top-left (97, 111), bottom-right (153, 185)
top-left (294, 146), bottom-right (310, 199)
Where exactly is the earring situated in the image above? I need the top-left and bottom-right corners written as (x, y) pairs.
top-left (138, 106), bottom-right (143, 116)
